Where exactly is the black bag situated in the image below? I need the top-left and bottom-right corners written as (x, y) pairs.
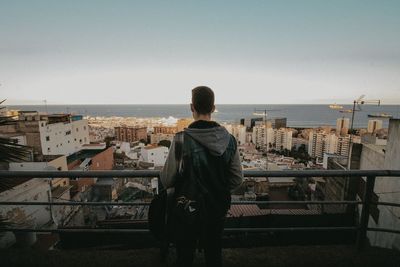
top-left (148, 189), bottom-right (168, 241)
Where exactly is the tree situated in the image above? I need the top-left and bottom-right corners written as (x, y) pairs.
top-left (0, 100), bottom-right (32, 233)
top-left (104, 136), bottom-right (115, 148)
top-left (139, 138), bottom-right (148, 145)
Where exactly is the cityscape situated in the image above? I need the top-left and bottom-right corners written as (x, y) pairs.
top-left (1, 0), bottom-right (400, 266)
top-left (0, 105), bottom-right (399, 251)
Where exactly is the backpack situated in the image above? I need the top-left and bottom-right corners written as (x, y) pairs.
top-left (169, 131), bottom-right (234, 241)
top-left (149, 131), bottom-right (236, 242)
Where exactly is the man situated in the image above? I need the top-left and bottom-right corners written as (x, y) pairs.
top-left (161, 86), bottom-right (243, 267)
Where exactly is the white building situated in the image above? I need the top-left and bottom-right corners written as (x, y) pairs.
top-left (336, 117), bottom-right (350, 136)
top-left (308, 130), bottom-right (351, 159)
top-left (39, 116), bottom-right (90, 156)
top-left (367, 119), bottom-right (383, 133)
top-left (308, 132), bottom-right (325, 158)
top-left (140, 146), bottom-right (169, 167)
top-left (274, 128), bottom-right (293, 151)
top-left (252, 125), bottom-right (274, 149)
top-left (336, 135), bottom-right (350, 157)
top-left (324, 133), bottom-right (338, 154)
top-left (225, 124), bottom-right (247, 145)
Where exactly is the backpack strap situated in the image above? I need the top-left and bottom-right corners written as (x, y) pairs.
top-left (174, 131), bottom-right (184, 174)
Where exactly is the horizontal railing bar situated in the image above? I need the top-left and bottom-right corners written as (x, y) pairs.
top-left (0, 170), bottom-right (160, 179)
top-left (0, 200), bottom-right (362, 206)
top-left (367, 227), bottom-right (400, 234)
top-left (0, 170), bottom-right (399, 179)
top-left (0, 226), bottom-right (358, 233)
top-left (224, 227), bottom-right (358, 232)
top-left (6, 227), bottom-right (400, 234)
top-left (372, 202), bottom-right (400, 208)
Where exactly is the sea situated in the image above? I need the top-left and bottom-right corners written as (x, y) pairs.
top-left (7, 104), bottom-right (400, 128)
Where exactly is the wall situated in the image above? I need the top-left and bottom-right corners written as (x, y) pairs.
top-left (0, 179), bottom-right (52, 247)
top-left (90, 147), bottom-right (114, 170)
top-left (359, 119), bottom-right (400, 250)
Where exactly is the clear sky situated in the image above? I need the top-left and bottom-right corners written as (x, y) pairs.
top-left (1, 0), bottom-right (399, 105)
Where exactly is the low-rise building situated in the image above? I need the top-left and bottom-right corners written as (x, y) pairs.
top-left (139, 145), bottom-right (169, 167)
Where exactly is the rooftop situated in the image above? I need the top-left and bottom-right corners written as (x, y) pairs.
top-left (67, 148), bottom-right (107, 164)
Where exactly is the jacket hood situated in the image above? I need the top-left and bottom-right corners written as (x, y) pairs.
top-left (184, 126), bottom-right (231, 156)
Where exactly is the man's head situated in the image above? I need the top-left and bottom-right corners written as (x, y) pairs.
top-left (191, 86), bottom-right (215, 120)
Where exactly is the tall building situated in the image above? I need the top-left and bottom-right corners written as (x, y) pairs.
top-left (252, 125), bottom-right (274, 149)
top-left (274, 128), bottom-right (293, 150)
top-left (271, 118), bottom-right (287, 129)
top-left (336, 118), bottom-right (350, 136)
top-left (225, 124), bottom-right (247, 145)
top-left (367, 119), bottom-right (383, 133)
top-left (336, 135), bottom-right (350, 157)
top-left (241, 117), bottom-right (287, 130)
top-left (308, 130), bottom-right (350, 159)
top-left (114, 126), bottom-right (147, 142)
top-left (252, 126), bottom-right (292, 151)
top-left (308, 132), bottom-right (325, 158)
top-left (324, 133), bottom-right (338, 154)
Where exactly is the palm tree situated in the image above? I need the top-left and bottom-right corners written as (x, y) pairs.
top-left (0, 100), bottom-right (31, 233)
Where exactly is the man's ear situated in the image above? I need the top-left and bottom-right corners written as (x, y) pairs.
top-left (190, 103), bottom-right (194, 112)
top-left (211, 105), bottom-right (215, 113)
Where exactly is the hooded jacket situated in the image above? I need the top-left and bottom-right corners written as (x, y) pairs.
top-left (160, 120), bottom-right (243, 192)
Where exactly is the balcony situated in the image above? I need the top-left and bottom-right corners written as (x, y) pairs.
top-left (1, 170), bottom-right (400, 266)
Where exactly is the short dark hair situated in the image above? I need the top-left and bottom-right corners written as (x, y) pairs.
top-left (191, 86), bottom-right (215, 115)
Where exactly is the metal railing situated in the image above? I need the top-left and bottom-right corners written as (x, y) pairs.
top-left (1, 169), bottom-right (400, 250)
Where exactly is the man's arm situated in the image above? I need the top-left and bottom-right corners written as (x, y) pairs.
top-left (160, 134), bottom-right (182, 189)
top-left (228, 144), bottom-right (243, 192)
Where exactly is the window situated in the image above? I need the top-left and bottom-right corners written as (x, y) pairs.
top-left (65, 130), bottom-right (71, 135)
top-left (83, 126), bottom-right (87, 130)
top-left (76, 128), bottom-right (79, 132)
top-left (47, 147), bottom-right (51, 152)
top-left (46, 136), bottom-right (50, 141)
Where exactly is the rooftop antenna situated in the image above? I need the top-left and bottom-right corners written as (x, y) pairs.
top-left (44, 99), bottom-right (49, 115)
top-left (347, 95), bottom-right (380, 169)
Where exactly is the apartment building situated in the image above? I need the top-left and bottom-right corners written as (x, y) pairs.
top-left (114, 126), bottom-right (147, 143)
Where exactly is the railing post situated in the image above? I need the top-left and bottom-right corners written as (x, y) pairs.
top-left (356, 175), bottom-right (376, 250)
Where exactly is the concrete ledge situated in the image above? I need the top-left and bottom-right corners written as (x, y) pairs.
top-left (1, 245), bottom-right (400, 267)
